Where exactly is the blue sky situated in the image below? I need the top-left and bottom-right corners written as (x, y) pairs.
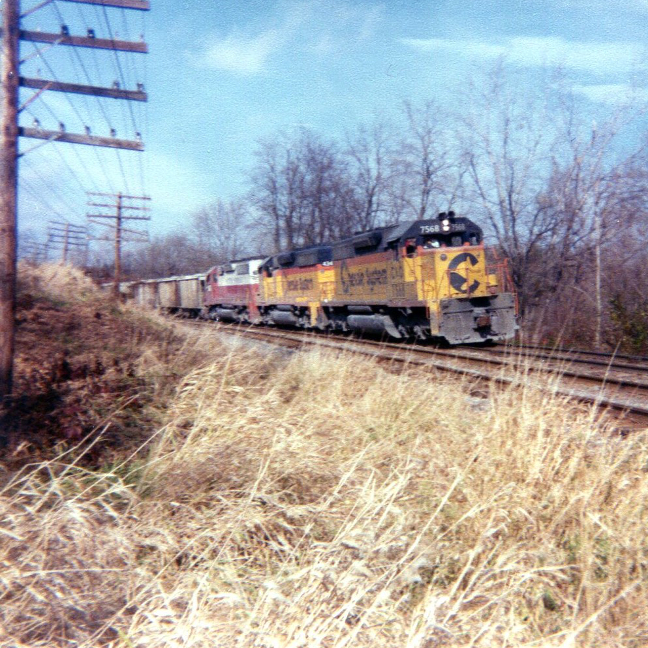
top-left (16, 0), bottom-right (648, 248)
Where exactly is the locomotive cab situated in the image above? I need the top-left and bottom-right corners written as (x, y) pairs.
top-left (411, 212), bottom-right (482, 252)
top-left (396, 213), bottom-right (517, 343)
top-left (203, 257), bottom-right (265, 323)
top-left (377, 213), bottom-right (517, 343)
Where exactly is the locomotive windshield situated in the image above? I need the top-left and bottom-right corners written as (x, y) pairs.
top-left (422, 231), bottom-right (480, 248)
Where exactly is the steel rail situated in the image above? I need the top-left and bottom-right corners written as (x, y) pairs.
top-left (180, 321), bottom-right (648, 424)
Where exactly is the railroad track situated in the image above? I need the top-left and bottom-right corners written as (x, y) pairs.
top-left (179, 319), bottom-right (648, 429)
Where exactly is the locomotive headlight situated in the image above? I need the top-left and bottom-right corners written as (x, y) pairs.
top-left (442, 219), bottom-right (451, 232)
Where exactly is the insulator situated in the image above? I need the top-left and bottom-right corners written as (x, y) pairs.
top-left (112, 80), bottom-right (120, 89)
top-left (137, 82), bottom-right (145, 91)
top-left (61, 24), bottom-right (69, 36)
top-left (33, 118), bottom-right (41, 129)
top-left (135, 132), bottom-right (142, 141)
top-left (110, 128), bottom-right (116, 137)
top-left (85, 126), bottom-right (91, 136)
top-left (87, 28), bottom-right (95, 38)
top-left (59, 122), bottom-right (65, 132)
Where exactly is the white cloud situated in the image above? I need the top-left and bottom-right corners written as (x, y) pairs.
top-left (557, 0), bottom-right (648, 11)
top-left (201, 30), bottom-right (282, 75)
top-left (400, 36), bottom-right (646, 76)
top-left (572, 83), bottom-right (648, 104)
top-left (198, 1), bottom-right (385, 75)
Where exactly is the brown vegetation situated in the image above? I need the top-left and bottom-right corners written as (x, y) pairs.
top-left (1, 264), bottom-right (647, 647)
top-left (2, 262), bottom-right (200, 466)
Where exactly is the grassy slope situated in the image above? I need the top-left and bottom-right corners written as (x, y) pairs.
top-left (1, 264), bottom-right (647, 647)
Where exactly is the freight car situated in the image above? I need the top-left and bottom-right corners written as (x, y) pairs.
top-left (127, 213), bottom-right (517, 345)
top-left (131, 279), bottom-right (158, 309)
top-left (141, 273), bottom-right (205, 316)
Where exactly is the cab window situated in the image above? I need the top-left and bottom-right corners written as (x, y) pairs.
top-left (423, 236), bottom-right (441, 249)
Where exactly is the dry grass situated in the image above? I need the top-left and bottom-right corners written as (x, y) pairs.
top-left (5, 262), bottom-right (217, 462)
top-left (2, 265), bottom-right (648, 647)
top-left (17, 260), bottom-right (100, 307)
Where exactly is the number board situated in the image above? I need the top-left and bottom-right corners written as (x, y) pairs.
top-left (419, 223), bottom-right (467, 235)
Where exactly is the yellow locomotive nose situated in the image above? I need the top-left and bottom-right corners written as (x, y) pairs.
top-left (447, 251), bottom-right (481, 295)
top-left (433, 249), bottom-right (488, 299)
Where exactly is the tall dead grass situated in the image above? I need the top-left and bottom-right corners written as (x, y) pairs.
top-left (17, 261), bottom-right (99, 303)
top-left (2, 332), bottom-right (647, 647)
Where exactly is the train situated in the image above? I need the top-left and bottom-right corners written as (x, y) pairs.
top-left (124, 212), bottom-right (518, 345)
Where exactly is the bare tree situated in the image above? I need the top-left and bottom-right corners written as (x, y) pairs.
top-left (459, 60), bottom-right (648, 345)
top-left (190, 199), bottom-right (250, 262)
top-left (537, 98), bottom-right (648, 346)
top-left (120, 232), bottom-right (196, 278)
top-left (344, 119), bottom-right (395, 230)
top-left (249, 132), bottom-right (306, 251)
top-left (250, 129), bottom-right (360, 250)
top-left (298, 131), bottom-right (351, 245)
top-left (459, 62), bottom-right (560, 318)
top-left (393, 100), bottom-right (463, 221)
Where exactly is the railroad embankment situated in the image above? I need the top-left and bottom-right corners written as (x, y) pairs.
top-left (1, 263), bottom-right (647, 648)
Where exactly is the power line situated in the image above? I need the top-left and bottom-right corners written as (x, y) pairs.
top-left (23, 40), bottom-right (117, 190)
top-left (20, 150), bottom-right (83, 215)
top-left (20, 176), bottom-right (71, 220)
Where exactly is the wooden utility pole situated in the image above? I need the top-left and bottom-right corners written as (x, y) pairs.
top-left (22, 241), bottom-right (49, 263)
top-left (87, 192), bottom-right (150, 300)
top-left (0, 0), bottom-right (20, 399)
top-left (47, 221), bottom-right (88, 263)
top-left (0, 0), bottom-right (149, 398)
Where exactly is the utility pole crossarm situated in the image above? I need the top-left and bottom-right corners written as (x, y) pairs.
top-left (48, 229), bottom-right (87, 236)
top-left (116, 226), bottom-right (148, 237)
top-left (61, 0), bottom-right (150, 10)
top-left (20, 77), bottom-right (147, 102)
top-left (48, 221), bottom-right (87, 229)
top-left (88, 191), bottom-right (151, 199)
top-left (89, 214), bottom-right (150, 220)
top-left (20, 30), bottom-right (148, 53)
top-left (88, 202), bottom-right (150, 209)
top-left (19, 127), bottom-right (144, 151)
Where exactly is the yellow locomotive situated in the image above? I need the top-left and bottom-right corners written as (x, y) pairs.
top-left (258, 212), bottom-right (517, 344)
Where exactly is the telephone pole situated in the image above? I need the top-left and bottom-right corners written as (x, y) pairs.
top-left (0, 0), bottom-right (20, 398)
top-left (87, 192), bottom-right (150, 299)
top-left (0, 0), bottom-right (149, 398)
top-left (47, 221), bottom-right (88, 263)
top-left (21, 241), bottom-right (49, 264)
